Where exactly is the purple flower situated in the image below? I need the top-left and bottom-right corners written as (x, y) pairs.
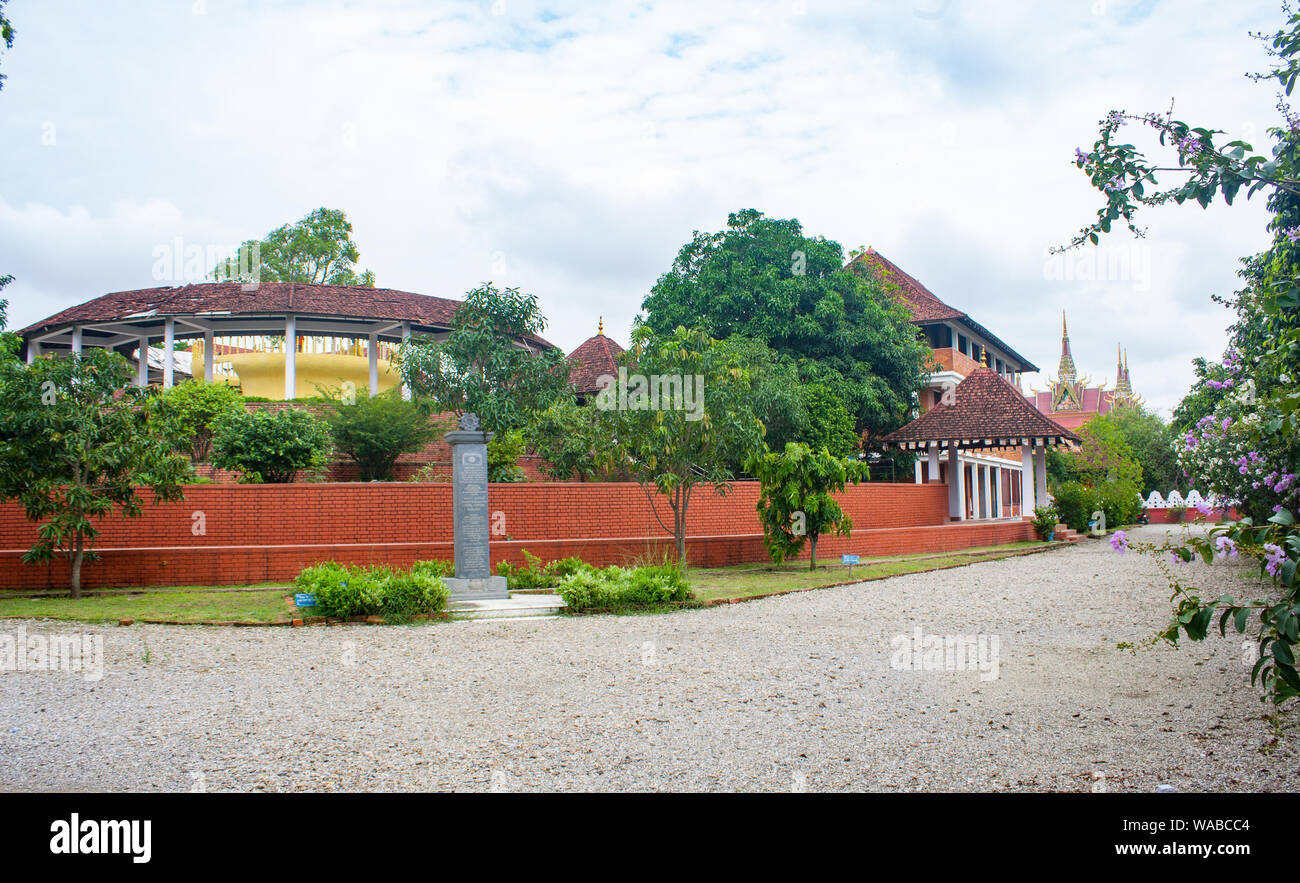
top-left (1110, 531), bottom-right (1129, 554)
top-left (1196, 502), bottom-right (1213, 517)
top-left (1263, 543), bottom-right (1287, 578)
top-left (1075, 148), bottom-right (1090, 164)
top-left (1285, 226), bottom-right (1300, 243)
top-left (1215, 536), bottom-right (1238, 559)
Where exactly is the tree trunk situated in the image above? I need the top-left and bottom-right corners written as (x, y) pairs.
top-left (70, 534), bottom-right (84, 600)
top-left (809, 534), bottom-right (818, 571)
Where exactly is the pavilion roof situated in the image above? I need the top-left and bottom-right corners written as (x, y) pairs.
top-left (883, 367), bottom-right (1080, 450)
top-left (567, 331), bottom-right (625, 393)
top-left (18, 282), bottom-right (556, 350)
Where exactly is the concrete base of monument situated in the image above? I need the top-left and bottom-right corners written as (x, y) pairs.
top-left (448, 592), bottom-right (566, 621)
top-left (444, 575), bottom-right (509, 601)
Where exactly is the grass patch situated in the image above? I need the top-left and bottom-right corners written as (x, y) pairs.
top-left (0, 587), bottom-right (294, 624)
top-left (687, 541), bottom-right (1051, 604)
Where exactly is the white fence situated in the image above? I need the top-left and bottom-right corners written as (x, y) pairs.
top-left (1139, 490), bottom-right (1230, 510)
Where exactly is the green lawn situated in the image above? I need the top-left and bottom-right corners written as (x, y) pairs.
top-left (686, 541), bottom-right (1051, 603)
top-left (0, 585), bottom-right (295, 624)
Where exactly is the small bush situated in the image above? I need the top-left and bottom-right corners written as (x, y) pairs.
top-left (294, 561), bottom-right (449, 621)
top-left (1031, 505), bottom-right (1059, 540)
top-left (411, 559), bottom-right (455, 579)
top-left (212, 407), bottom-right (333, 483)
top-left (1052, 481), bottom-right (1101, 533)
top-left (558, 563), bottom-right (691, 611)
top-left (325, 390), bottom-right (437, 482)
top-left (496, 550), bottom-right (593, 589)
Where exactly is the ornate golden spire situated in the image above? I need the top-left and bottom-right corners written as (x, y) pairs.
top-left (980, 346), bottom-right (988, 368)
top-left (598, 316), bottom-right (604, 336)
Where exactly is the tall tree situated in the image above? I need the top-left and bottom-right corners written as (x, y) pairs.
top-left (639, 209), bottom-right (931, 442)
top-left (0, 350), bottom-right (189, 597)
top-left (398, 283), bottom-right (570, 434)
top-left (211, 207), bottom-right (375, 286)
top-left (599, 326), bottom-right (766, 562)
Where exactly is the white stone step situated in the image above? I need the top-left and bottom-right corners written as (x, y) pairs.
top-left (448, 593), bottom-right (566, 621)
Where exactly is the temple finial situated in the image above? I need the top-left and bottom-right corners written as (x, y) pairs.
top-left (598, 316), bottom-right (604, 336)
top-left (980, 347), bottom-right (988, 368)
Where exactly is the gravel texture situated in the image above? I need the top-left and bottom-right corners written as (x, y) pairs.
top-left (1, 524), bottom-right (1296, 792)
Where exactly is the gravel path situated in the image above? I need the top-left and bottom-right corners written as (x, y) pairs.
top-left (1, 525), bottom-right (1296, 792)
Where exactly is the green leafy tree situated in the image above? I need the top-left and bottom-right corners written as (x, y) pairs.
top-left (325, 390), bottom-right (437, 482)
top-left (524, 396), bottom-right (626, 482)
top-left (211, 207), bottom-right (374, 286)
top-left (1049, 417), bottom-right (1144, 527)
top-left (801, 383), bottom-right (860, 459)
top-left (398, 283), bottom-right (570, 434)
top-left (0, 350), bottom-right (190, 597)
top-left (638, 209), bottom-right (931, 442)
top-left (159, 381), bottom-right (246, 462)
top-left (1105, 406), bottom-right (1181, 495)
top-left (487, 429), bottom-right (527, 482)
top-left (601, 326), bottom-right (766, 562)
top-left (211, 407), bottom-right (333, 483)
top-left (747, 442), bottom-right (869, 570)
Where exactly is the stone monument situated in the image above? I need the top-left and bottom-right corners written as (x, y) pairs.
top-left (442, 413), bottom-right (509, 600)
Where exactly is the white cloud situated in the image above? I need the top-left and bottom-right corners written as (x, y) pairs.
top-left (0, 0), bottom-right (1287, 412)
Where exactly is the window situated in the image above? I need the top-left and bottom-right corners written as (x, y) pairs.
top-left (958, 334), bottom-right (968, 356)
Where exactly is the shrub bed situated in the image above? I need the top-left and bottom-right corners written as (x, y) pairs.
top-left (495, 549), bottom-right (588, 589)
top-left (558, 564), bottom-right (692, 611)
top-left (295, 560), bottom-right (451, 622)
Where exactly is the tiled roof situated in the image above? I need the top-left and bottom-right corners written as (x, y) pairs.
top-left (884, 367), bottom-right (1080, 449)
top-left (567, 333), bottom-right (625, 393)
top-left (848, 248), bottom-right (1039, 373)
top-left (18, 282), bottom-right (555, 349)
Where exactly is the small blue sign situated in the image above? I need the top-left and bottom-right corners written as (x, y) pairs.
top-left (294, 593), bottom-right (318, 608)
top-left (841, 554), bottom-right (860, 565)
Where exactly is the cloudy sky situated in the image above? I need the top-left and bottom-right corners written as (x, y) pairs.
top-left (0, 0), bottom-right (1289, 414)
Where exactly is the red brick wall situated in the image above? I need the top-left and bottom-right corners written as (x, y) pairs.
top-left (0, 481), bottom-right (1030, 591)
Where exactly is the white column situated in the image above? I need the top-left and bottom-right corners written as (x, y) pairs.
top-left (914, 458), bottom-right (923, 484)
top-left (979, 465), bottom-right (989, 519)
top-left (284, 315), bottom-right (297, 400)
top-left (1034, 445), bottom-right (1049, 508)
top-left (204, 330), bottom-right (214, 382)
top-left (163, 318), bottom-right (175, 388)
top-left (952, 450), bottom-right (966, 521)
top-left (368, 331), bottom-right (379, 397)
top-left (992, 466), bottom-right (1000, 518)
top-left (137, 336), bottom-right (149, 387)
top-left (70, 326), bottom-right (83, 355)
top-left (26, 340), bottom-right (38, 364)
top-left (927, 444), bottom-right (940, 481)
top-left (1020, 446), bottom-right (1036, 516)
top-left (400, 321), bottom-right (411, 401)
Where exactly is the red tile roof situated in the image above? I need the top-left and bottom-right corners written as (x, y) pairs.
top-left (567, 333), bottom-right (625, 393)
top-left (848, 248), bottom-right (1039, 373)
top-left (18, 282), bottom-right (556, 349)
top-left (884, 367), bottom-right (1080, 449)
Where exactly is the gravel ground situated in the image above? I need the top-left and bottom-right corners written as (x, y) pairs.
top-left (1, 524), bottom-right (1296, 792)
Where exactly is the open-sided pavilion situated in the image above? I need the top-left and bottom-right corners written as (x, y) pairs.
top-left (883, 365), bottom-right (1080, 521)
top-left (17, 282), bottom-right (555, 399)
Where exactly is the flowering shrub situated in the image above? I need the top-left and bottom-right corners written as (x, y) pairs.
top-left (1066, 6), bottom-right (1300, 708)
